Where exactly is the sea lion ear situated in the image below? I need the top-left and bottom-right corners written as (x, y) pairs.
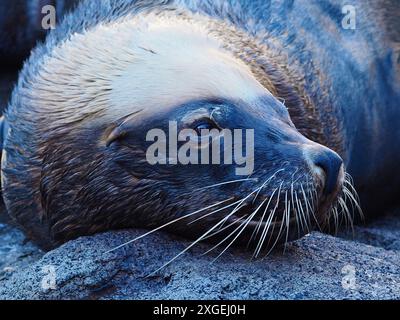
top-left (105, 110), bottom-right (143, 147)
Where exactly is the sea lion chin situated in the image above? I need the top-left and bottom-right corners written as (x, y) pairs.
top-left (2, 0), bottom-right (385, 254)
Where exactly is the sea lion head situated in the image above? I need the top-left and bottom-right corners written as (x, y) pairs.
top-left (2, 11), bottom-right (358, 252)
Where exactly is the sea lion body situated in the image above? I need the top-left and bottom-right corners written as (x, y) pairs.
top-left (1, 0), bottom-right (399, 250)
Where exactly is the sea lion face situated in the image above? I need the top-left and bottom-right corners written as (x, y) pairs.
top-left (4, 13), bottom-right (350, 251)
top-left (104, 93), bottom-right (345, 250)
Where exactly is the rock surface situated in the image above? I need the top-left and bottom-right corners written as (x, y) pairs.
top-left (0, 211), bottom-right (399, 300)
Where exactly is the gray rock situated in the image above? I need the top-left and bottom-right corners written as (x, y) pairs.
top-left (0, 221), bottom-right (43, 282)
top-left (340, 212), bottom-right (400, 252)
top-left (0, 227), bottom-right (399, 300)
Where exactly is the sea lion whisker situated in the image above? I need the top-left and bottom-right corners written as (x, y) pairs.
top-left (338, 197), bottom-right (354, 235)
top-left (304, 175), bottom-right (317, 212)
top-left (201, 215), bottom-right (248, 241)
top-left (340, 206), bottom-right (347, 229)
top-left (297, 191), bottom-right (308, 237)
top-left (281, 192), bottom-right (290, 255)
top-left (194, 178), bottom-right (259, 191)
top-left (204, 186), bottom-right (272, 256)
top-left (295, 189), bottom-right (311, 233)
top-left (189, 182), bottom-right (266, 226)
top-left (301, 184), bottom-right (316, 228)
top-left (290, 181), bottom-right (302, 238)
top-left (311, 187), bottom-right (323, 225)
top-left (251, 168), bottom-right (285, 204)
top-left (342, 184), bottom-right (364, 220)
top-left (303, 185), bottom-right (322, 231)
top-left (329, 206), bottom-right (336, 234)
top-left (336, 198), bottom-right (348, 230)
top-left (209, 180), bottom-right (272, 235)
top-left (210, 204), bottom-right (247, 235)
top-left (247, 187), bottom-right (279, 248)
top-left (146, 196), bottom-right (257, 277)
top-left (210, 219), bottom-right (255, 262)
top-left (253, 186), bottom-right (283, 258)
top-left (253, 209), bottom-right (275, 259)
top-left (342, 185), bottom-right (355, 217)
top-left (295, 190), bottom-right (310, 234)
top-left (245, 169), bottom-right (286, 245)
top-left (283, 197), bottom-right (291, 253)
top-left (264, 191), bottom-right (288, 257)
top-left (343, 177), bottom-right (364, 220)
top-left (343, 188), bottom-right (358, 228)
top-left (263, 215), bottom-right (279, 254)
top-left (307, 188), bottom-right (316, 214)
top-left (253, 183), bottom-right (283, 258)
top-left (343, 174), bottom-right (362, 205)
top-left (346, 184), bottom-right (363, 209)
top-left (208, 196), bottom-right (270, 261)
top-left (344, 173), bottom-right (357, 192)
top-left (105, 197), bottom-right (234, 253)
top-left (332, 206), bottom-right (340, 235)
top-left (187, 199), bottom-right (246, 226)
top-left (202, 215), bottom-right (252, 257)
top-left (252, 178), bottom-right (268, 205)
top-left (145, 183), bottom-right (265, 274)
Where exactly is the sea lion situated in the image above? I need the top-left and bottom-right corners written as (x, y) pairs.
top-left (1, 0), bottom-right (399, 253)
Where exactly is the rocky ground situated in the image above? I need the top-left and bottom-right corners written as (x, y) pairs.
top-left (0, 73), bottom-right (399, 300)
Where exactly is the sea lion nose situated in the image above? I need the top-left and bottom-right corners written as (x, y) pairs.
top-left (312, 148), bottom-right (344, 195)
top-left (304, 145), bottom-right (344, 195)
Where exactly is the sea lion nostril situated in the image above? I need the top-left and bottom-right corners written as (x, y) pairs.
top-left (313, 149), bottom-right (343, 195)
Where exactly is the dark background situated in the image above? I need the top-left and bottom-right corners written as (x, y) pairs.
top-left (0, 0), bottom-right (79, 113)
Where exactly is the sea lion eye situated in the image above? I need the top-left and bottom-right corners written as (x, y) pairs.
top-left (185, 118), bottom-right (221, 144)
top-left (195, 122), bottom-right (212, 133)
top-left (193, 119), bottom-right (218, 135)
top-left (193, 119), bottom-right (218, 136)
